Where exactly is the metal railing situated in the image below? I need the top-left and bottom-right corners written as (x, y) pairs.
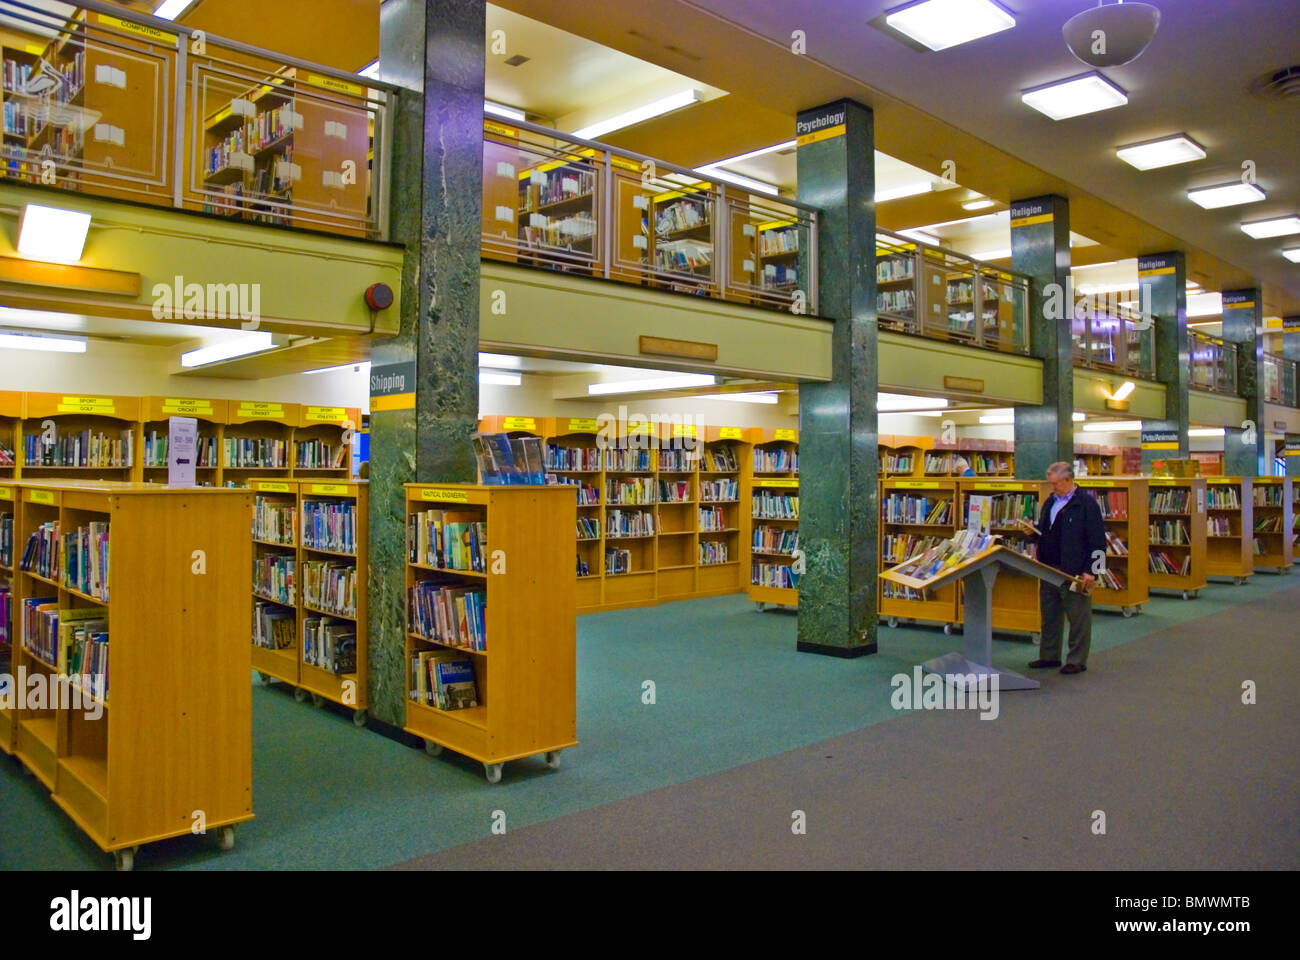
top-left (481, 117), bottom-right (819, 315)
top-left (1263, 351), bottom-right (1299, 407)
top-left (874, 230), bottom-right (1031, 354)
top-left (1189, 330), bottom-right (1238, 395)
top-left (0, 0), bottom-right (394, 238)
top-left (1070, 309), bottom-right (1155, 378)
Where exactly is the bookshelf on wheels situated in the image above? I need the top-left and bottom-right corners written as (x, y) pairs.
top-left (748, 427), bottom-right (799, 609)
top-left (957, 478), bottom-right (1044, 635)
top-left (879, 478), bottom-right (959, 632)
top-left (1077, 478), bottom-right (1149, 616)
top-left (1250, 476), bottom-right (1292, 572)
top-left (1147, 477), bottom-right (1208, 599)
top-left (1205, 477), bottom-right (1254, 584)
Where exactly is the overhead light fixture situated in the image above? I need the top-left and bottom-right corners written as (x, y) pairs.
top-left (587, 373), bottom-right (717, 395)
top-left (478, 352), bottom-right (522, 368)
top-left (359, 61), bottom-right (380, 79)
top-left (1063, 2), bottom-right (1160, 68)
top-left (1076, 280), bottom-right (1138, 296)
top-left (571, 89), bottom-right (702, 140)
top-left (699, 392), bottom-right (779, 404)
top-left (304, 361), bottom-right (371, 375)
top-left (1116, 134), bottom-right (1205, 171)
top-left (1241, 215), bottom-right (1300, 239)
top-left (1187, 182), bottom-right (1265, 209)
top-left (1188, 428), bottom-right (1225, 438)
top-left (1021, 72), bottom-right (1128, 121)
top-left (962, 198), bottom-right (996, 211)
top-left (973, 247), bottom-right (1012, 261)
top-left (699, 141), bottom-right (797, 168)
top-left (876, 181), bottom-right (933, 203)
top-left (180, 332), bottom-right (276, 368)
top-left (978, 412), bottom-right (1014, 425)
top-left (17, 203), bottom-right (92, 263)
top-left (884, 0), bottom-right (1016, 52)
top-left (880, 410), bottom-right (945, 418)
top-left (0, 330), bottom-right (87, 353)
top-left (153, 0), bottom-right (196, 19)
top-left (1082, 420), bottom-right (1142, 433)
top-left (1073, 260), bottom-right (1121, 271)
top-left (694, 167), bottom-right (778, 196)
top-left (484, 100), bottom-right (526, 122)
top-left (1187, 292), bottom-right (1223, 317)
top-left (1110, 380), bottom-right (1137, 402)
top-left (877, 393), bottom-right (948, 411)
top-left (479, 369), bottom-right (522, 386)
top-left (900, 229), bottom-right (940, 245)
top-left (1283, 247), bottom-right (1300, 264)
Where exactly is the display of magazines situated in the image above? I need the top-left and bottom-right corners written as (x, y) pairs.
top-left (472, 433), bottom-right (546, 484)
top-left (886, 529), bottom-right (996, 583)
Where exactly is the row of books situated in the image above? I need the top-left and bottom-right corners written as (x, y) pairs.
top-left (521, 212), bottom-right (595, 247)
top-left (1253, 486), bottom-right (1284, 507)
top-left (1150, 520), bottom-right (1191, 545)
top-left (407, 509), bottom-right (487, 573)
top-left (972, 492), bottom-right (1037, 528)
top-left (605, 549), bottom-right (633, 575)
top-left (1103, 531), bottom-right (1128, 556)
top-left (659, 479), bottom-right (691, 502)
top-left (1206, 487), bottom-right (1241, 509)
top-left (253, 601), bottom-right (294, 650)
top-left (878, 289), bottom-right (916, 314)
top-left (254, 497), bottom-right (296, 545)
top-left (697, 505), bottom-right (729, 531)
top-left (303, 560), bottom-right (356, 617)
top-left (606, 509), bottom-right (654, 538)
top-left (753, 448), bottom-right (798, 473)
top-left (753, 524), bottom-right (798, 556)
top-left (577, 516), bottom-right (600, 540)
top-left (24, 430), bottom-right (134, 468)
top-left (546, 444), bottom-right (600, 471)
top-left (603, 448), bottom-right (654, 472)
top-left (0, 580), bottom-right (9, 647)
top-left (970, 454), bottom-right (1013, 474)
top-left (876, 256), bottom-right (915, 283)
top-left (702, 445), bottom-right (738, 472)
top-left (20, 595), bottom-right (57, 664)
top-left (1208, 516), bottom-right (1237, 537)
top-left (1150, 489), bottom-right (1192, 514)
top-left (254, 554), bottom-right (295, 604)
top-left (302, 500), bottom-right (356, 554)
top-left (561, 479), bottom-right (600, 505)
top-left (520, 168), bottom-right (595, 212)
top-left (1094, 568), bottom-right (1127, 591)
top-left (1087, 489), bottom-right (1129, 520)
top-left (659, 448), bottom-right (697, 472)
top-left (19, 522), bottom-right (59, 580)
top-left (1149, 551), bottom-right (1192, 576)
top-left (882, 494), bottom-right (952, 526)
top-left (699, 541), bottom-right (729, 565)
top-left (410, 650), bottom-right (479, 711)
top-left (881, 453), bottom-right (914, 474)
top-left (656, 198), bottom-right (708, 236)
top-left (890, 529), bottom-right (995, 582)
top-left (760, 264), bottom-right (798, 291)
top-left (759, 227), bottom-right (800, 256)
top-left (224, 437), bottom-right (288, 469)
top-left (63, 522), bottom-right (109, 602)
top-left (472, 434), bottom-right (546, 485)
top-left (245, 103), bottom-right (300, 153)
top-left (752, 562), bottom-right (798, 589)
top-left (882, 533), bottom-right (944, 565)
top-left (0, 441), bottom-right (13, 466)
top-left (295, 438), bottom-right (347, 470)
top-left (408, 579), bottom-right (487, 651)
top-left (607, 478), bottom-right (655, 504)
top-left (881, 582), bottom-right (924, 601)
top-left (303, 615), bottom-right (356, 675)
top-left (700, 479), bottom-right (738, 501)
top-left (143, 432), bottom-right (218, 468)
top-left (1255, 517), bottom-right (1285, 534)
top-left (753, 491), bottom-right (798, 520)
top-left (1, 513), bottom-right (11, 567)
top-left (656, 242), bottom-right (712, 274)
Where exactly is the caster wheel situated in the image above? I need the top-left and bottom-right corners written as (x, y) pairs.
top-left (311, 693), bottom-right (325, 709)
top-left (424, 740), bottom-right (443, 757)
top-left (1192, 590), bottom-right (1200, 599)
top-left (257, 671), bottom-right (271, 685)
top-left (484, 763), bottom-right (503, 784)
top-left (1182, 590), bottom-right (1190, 600)
top-left (1031, 633), bottom-right (1042, 644)
top-left (943, 623), bottom-right (954, 636)
top-left (1122, 606), bottom-right (1135, 619)
top-left (113, 847), bottom-right (138, 872)
top-left (545, 751), bottom-right (561, 770)
top-left (1236, 577), bottom-right (1246, 586)
top-left (755, 602), bottom-right (765, 612)
top-left (887, 617), bottom-right (899, 629)
top-left (352, 709), bottom-right (368, 728)
top-left (216, 826), bottom-right (235, 851)
top-left (293, 687), bottom-right (308, 703)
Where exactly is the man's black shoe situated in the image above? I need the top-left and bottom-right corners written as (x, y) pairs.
top-left (1027, 659), bottom-right (1061, 669)
top-left (1060, 664), bottom-right (1087, 675)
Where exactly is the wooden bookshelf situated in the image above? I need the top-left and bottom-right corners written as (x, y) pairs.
top-left (0, 390), bottom-right (19, 479)
top-left (652, 184), bottom-right (714, 295)
top-left (957, 478), bottom-right (1044, 634)
top-left (1147, 478), bottom-right (1208, 598)
top-left (222, 400), bottom-right (298, 486)
top-left (879, 478), bottom-right (959, 631)
top-left (1077, 478), bottom-right (1149, 615)
top-left (1205, 477), bottom-right (1254, 583)
top-left (293, 404), bottom-right (359, 479)
top-left (1250, 476), bottom-right (1292, 572)
top-left (880, 434), bottom-right (929, 478)
top-left (876, 243), bottom-right (918, 332)
top-left (0, 480), bottom-right (13, 752)
top-left (1074, 444), bottom-right (1121, 478)
top-left (138, 396), bottom-right (228, 486)
top-left (747, 427), bottom-right (799, 609)
top-left (8, 480), bottom-right (253, 870)
top-left (698, 425), bottom-right (748, 596)
top-left (250, 478), bottom-right (300, 686)
top-left (602, 417), bottom-right (658, 609)
top-left (542, 416), bottom-right (604, 611)
top-left (1293, 480), bottom-right (1299, 564)
top-left (655, 421), bottom-right (700, 601)
top-left (403, 483), bottom-right (576, 782)
top-left (18, 393), bottom-right (140, 481)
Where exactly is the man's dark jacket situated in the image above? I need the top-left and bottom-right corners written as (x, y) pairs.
top-left (1031, 487), bottom-right (1108, 577)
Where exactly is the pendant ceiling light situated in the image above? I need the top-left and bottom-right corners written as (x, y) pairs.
top-left (1063, 1), bottom-right (1161, 68)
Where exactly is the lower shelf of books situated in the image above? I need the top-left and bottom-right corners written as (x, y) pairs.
top-left (879, 584), bottom-right (955, 627)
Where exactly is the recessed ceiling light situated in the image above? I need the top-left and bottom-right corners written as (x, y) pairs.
top-left (304, 361), bottom-right (371, 375)
top-left (694, 166), bottom-right (778, 196)
top-left (587, 373), bottom-right (717, 395)
top-left (17, 203), bottom-right (92, 263)
top-left (1188, 428), bottom-right (1225, 438)
top-left (484, 100), bottom-right (525, 122)
top-left (1187, 181), bottom-right (1265, 209)
top-left (900, 229), bottom-right (940, 245)
top-left (962, 198), bottom-right (996, 210)
top-left (478, 352), bottom-right (522, 369)
top-left (876, 181), bottom-right (933, 202)
top-left (884, 0), bottom-right (1016, 52)
top-left (479, 370), bottom-right (522, 386)
top-left (973, 247), bottom-right (1012, 260)
top-left (181, 332), bottom-right (276, 367)
top-left (0, 330), bottom-right (88, 353)
top-left (571, 89), bottom-right (702, 140)
top-left (1082, 420), bottom-right (1142, 433)
top-left (1187, 292), bottom-right (1223, 317)
top-left (699, 392), bottom-right (779, 404)
top-left (877, 393), bottom-right (948, 411)
top-left (701, 141), bottom-right (797, 168)
top-left (1283, 247), bottom-right (1300, 264)
top-left (1116, 134), bottom-right (1206, 171)
top-left (1240, 215), bottom-right (1300, 239)
top-left (153, 0), bottom-right (196, 19)
top-left (1021, 72), bottom-right (1128, 121)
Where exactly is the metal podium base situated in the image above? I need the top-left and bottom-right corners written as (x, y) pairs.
top-left (920, 652), bottom-right (1039, 691)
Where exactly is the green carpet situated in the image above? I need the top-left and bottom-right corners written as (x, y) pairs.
top-left (1, 569), bottom-right (1294, 870)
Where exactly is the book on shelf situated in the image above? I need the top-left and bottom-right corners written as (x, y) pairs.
top-left (253, 552), bottom-right (295, 604)
top-left (576, 554), bottom-right (590, 577)
top-left (254, 496), bottom-right (297, 545)
top-left (698, 506), bottom-right (727, 531)
top-left (410, 650), bottom-right (479, 710)
top-left (701, 444), bottom-right (738, 472)
top-left (1149, 520), bottom-right (1190, 545)
top-left (605, 548), bottom-right (632, 575)
top-left (1207, 516), bottom-right (1236, 537)
top-left (1086, 489), bottom-right (1129, 520)
top-left (1206, 486), bottom-right (1241, 509)
top-left (554, 477), bottom-right (600, 505)
top-left (545, 443), bottom-right (600, 471)
top-left (303, 560), bottom-right (356, 616)
top-left (24, 428), bottom-right (133, 468)
top-left (1, 512), bottom-right (12, 567)
top-left (1253, 485), bottom-right (1284, 507)
top-left (658, 447), bottom-right (697, 472)
top-left (0, 579), bottom-right (10, 652)
top-left (19, 596), bottom-right (57, 665)
top-left (751, 561), bottom-right (798, 589)
top-left (699, 540), bottom-right (729, 565)
top-left (603, 447), bottom-right (654, 472)
top-left (658, 479), bottom-right (691, 502)
top-left (753, 490), bottom-right (799, 520)
top-left (753, 524), bottom-right (798, 555)
top-left (607, 477), bottom-right (656, 504)
top-left (253, 601), bottom-right (295, 650)
top-left (302, 500), bottom-right (357, 553)
top-left (605, 509), bottom-right (655, 537)
top-left (753, 447), bottom-right (798, 472)
top-left (302, 615), bottom-right (356, 675)
top-left (881, 453), bottom-right (913, 473)
top-left (62, 521), bottom-right (109, 601)
top-left (576, 516), bottom-right (600, 540)
top-left (408, 578), bottom-right (486, 651)
top-left (472, 433), bottom-right (545, 485)
top-left (224, 437), bottom-right (288, 469)
top-left (881, 533), bottom-right (945, 564)
top-left (1094, 568), bottom-right (1127, 591)
top-left (655, 198), bottom-right (708, 235)
top-left (1254, 516), bottom-right (1284, 534)
top-left (1149, 551), bottom-right (1191, 576)
top-left (1103, 531), bottom-right (1128, 556)
top-left (407, 509), bottom-right (487, 572)
top-left (882, 493), bottom-right (952, 525)
top-left (20, 521), bottom-right (60, 579)
top-left (295, 438), bottom-right (348, 470)
top-left (145, 431), bottom-right (217, 468)
top-left (1150, 489), bottom-right (1192, 514)
top-left (700, 478), bottom-right (738, 501)
top-left (886, 529), bottom-right (996, 584)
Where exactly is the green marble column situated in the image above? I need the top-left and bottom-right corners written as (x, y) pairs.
top-left (1010, 196), bottom-right (1073, 478)
top-left (794, 100), bottom-right (877, 657)
top-left (366, 0), bottom-right (484, 725)
top-left (1222, 289), bottom-right (1263, 477)
top-left (1138, 252), bottom-right (1188, 472)
top-left (1285, 320), bottom-right (1300, 478)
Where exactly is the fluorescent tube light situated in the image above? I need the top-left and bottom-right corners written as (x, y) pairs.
top-left (879, 410), bottom-right (945, 418)
top-left (1021, 72), bottom-right (1128, 121)
top-left (694, 166), bottom-right (778, 196)
top-left (17, 204), bottom-right (91, 263)
top-left (1116, 135), bottom-right (1206, 171)
top-left (359, 61), bottom-right (380, 79)
top-left (1074, 412), bottom-right (1087, 422)
top-left (1082, 420), bottom-right (1142, 433)
top-left (900, 229), bottom-right (940, 245)
top-left (181, 332), bottom-right (275, 368)
top-left (978, 413), bottom-right (1014, 425)
top-left (885, 0), bottom-right (1016, 52)
top-left (1187, 292), bottom-right (1222, 317)
top-left (878, 393), bottom-right (947, 411)
top-left (153, 0), bottom-right (195, 19)
top-left (479, 369), bottom-right (522, 386)
top-left (876, 181), bottom-right (933, 202)
top-left (1187, 182), bottom-right (1265, 209)
top-left (1076, 281), bottom-right (1139, 296)
top-left (485, 100), bottom-right (526, 122)
top-left (1073, 260), bottom-right (1121, 271)
top-left (962, 198), bottom-right (996, 211)
top-left (1241, 215), bottom-right (1300, 239)
top-left (1188, 428), bottom-right (1225, 438)
top-left (572, 90), bottom-right (701, 140)
top-left (478, 352), bottom-right (522, 369)
top-left (1111, 380), bottom-right (1136, 402)
top-left (1283, 247), bottom-right (1300, 264)
top-left (304, 361), bottom-right (371, 375)
top-left (973, 247), bottom-right (1012, 260)
top-left (587, 373), bottom-right (717, 395)
top-left (699, 392), bottom-right (779, 404)
top-left (0, 331), bottom-right (87, 353)
top-left (701, 141), bottom-right (797, 167)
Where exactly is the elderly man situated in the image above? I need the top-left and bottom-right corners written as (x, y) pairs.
top-left (1014, 461), bottom-right (1107, 675)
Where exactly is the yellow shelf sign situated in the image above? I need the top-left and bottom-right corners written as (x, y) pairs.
top-left (0, 486), bottom-right (13, 500)
top-left (306, 406), bottom-right (348, 423)
top-left (420, 488), bottom-right (470, 503)
top-left (97, 13), bottom-right (176, 43)
top-left (28, 489), bottom-right (55, 505)
top-left (757, 479), bottom-right (799, 488)
top-left (718, 427), bottom-right (743, 440)
top-left (894, 481), bottom-right (941, 489)
top-left (773, 429), bottom-right (797, 441)
top-left (238, 402), bottom-right (285, 419)
top-left (255, 481), bottom-right (292, 493)
top-left (58, 396), bottom-right (115, 415)
top-left (565, 418), bottom-right (599, 433)
top-left (503, 416), bottom-right (537, 431)
top-left (971, 482), bottom-right (1032, 490)
top-left (162, 398), bottom-right (214, 416)
top-left (671, 423), bottom-right (697, 438)
top-left (310, 484), bottom-right (350, 495)
top-left (1083, 480), bottom-right (1118, 487)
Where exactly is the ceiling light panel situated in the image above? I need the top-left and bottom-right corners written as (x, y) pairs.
top-left (884, 0), bottom-right (1016, 52)
top-left (1116, 134), bottom-right (1206, 170)
top-left (1240, 215), bottom-right (1300, 239)
top-left (1187, 182), bottom-right (1265, 209)
top-left (1022, 72), bottom-right (1128, 121)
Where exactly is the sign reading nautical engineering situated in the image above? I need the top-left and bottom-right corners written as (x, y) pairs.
top-left (370, 360), bottom-right (416, 412)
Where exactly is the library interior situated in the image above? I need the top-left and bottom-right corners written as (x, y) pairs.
top-left (0, 0), bottom-right (1296, 876)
